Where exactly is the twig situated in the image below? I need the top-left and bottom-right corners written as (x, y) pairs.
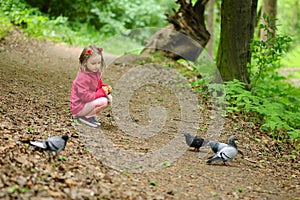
top-left (244, 157), bottom-right (258, 164)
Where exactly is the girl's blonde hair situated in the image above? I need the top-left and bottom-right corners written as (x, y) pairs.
top-left (79, 44), bottom-right (105, 72)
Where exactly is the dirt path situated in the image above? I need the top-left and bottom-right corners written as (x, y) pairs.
top-left (0, 33), bottom-right (299, 199)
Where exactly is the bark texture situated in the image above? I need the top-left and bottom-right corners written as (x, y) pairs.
top-left (260, 0), bottom-right (277, 40)
top-left (207, 0), bottom-right (215, 58)
top-left (216, 0), bottom-right (258, 86)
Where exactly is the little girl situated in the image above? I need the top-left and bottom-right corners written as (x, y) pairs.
top-left (70, 44), bottom-right (112, 127)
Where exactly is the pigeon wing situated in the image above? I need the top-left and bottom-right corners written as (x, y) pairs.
top-left (46, 136), bottom-right (66, 153)
top-left (217, 142), bottom-right (228, 152)
top-left (218, 146), bottom-right (238, 163)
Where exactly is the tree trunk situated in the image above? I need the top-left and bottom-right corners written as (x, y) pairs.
top-left (260, 0), bottom-right (277, 41)
top-left (216, 0), bottom-right (258, 87)
top-left (207, 0), bottom-right (215, 58)
top-left (141, 0), bottom-right (210, 62)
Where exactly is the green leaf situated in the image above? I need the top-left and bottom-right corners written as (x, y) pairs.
top-left (209, 115), bottom-right (216, 120)
top-left (157, 98), bottom-right (164, 102)
top-left (20, 187), bottom-right (29, 193)
top-left (8, 185), bottom-right (19, 193)
top-left (148, 181), bottom-right (158, 186)
top-left (237, 188), bottom-right (243, 193)
top-left (27, 126), bottom-right (34, 131)
top-left (52, 163), bottom-right (57, 168)
top-left (161, 161), bottom-right (171, 167)
top-left (59, 156), bottom-right (67, 161)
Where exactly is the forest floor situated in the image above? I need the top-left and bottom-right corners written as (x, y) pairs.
top-left (0, 31), bottom-right (300, 200)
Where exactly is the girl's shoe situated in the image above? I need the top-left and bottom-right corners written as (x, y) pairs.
top-left (78, 116), bottom-right (99, 128)
top-left (90, 117), bottom-right (101, 126)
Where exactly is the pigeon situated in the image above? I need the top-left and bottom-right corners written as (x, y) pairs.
top-left (206, 146), bottom-right (241, 165)
top-left (30, 135), bottom-right (69, 155)
top-left (183, 132), bottom-right (208, 151)
top-left (206, 135), bottom-right (243, 165)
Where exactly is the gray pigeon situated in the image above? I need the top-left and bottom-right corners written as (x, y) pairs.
top-left (183, 132), bottom-right (208, 151)
top-left (206, 135), bottom-right (244, 165)
top-left (207, 146), bottom-right (241, 165)
top-left (30, 135), bottom-right (69, 155)
top-left (208, 135), bottom-right (242, 154)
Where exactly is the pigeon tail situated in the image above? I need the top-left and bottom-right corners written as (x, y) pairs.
top-left (30, 141), bottom-right (46, 149)
top-left (207, 155), bottom-right (222, 164)
top-left (183, 132), bottom-right (194, 146)
top-left (228, 135), bottom-right (237, 148)
top-left (237, 150), bottom-right (244, 156)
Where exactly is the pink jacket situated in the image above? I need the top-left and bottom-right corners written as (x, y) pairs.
top-left (70, 71), bottom-right (107, 116)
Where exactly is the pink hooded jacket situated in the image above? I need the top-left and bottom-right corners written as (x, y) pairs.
top-left (70, 71), bottom-right (107, 116)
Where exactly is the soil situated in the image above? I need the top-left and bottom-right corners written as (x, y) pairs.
top-left (0, 31), bottom-right (300, 200)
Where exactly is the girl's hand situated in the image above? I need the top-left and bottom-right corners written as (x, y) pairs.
top-left (102, 85), bottom-right (112, 95)
top-left (107, 85), bottom-right (112, 94)
top-left (107, 94), bottom-right (113, 103)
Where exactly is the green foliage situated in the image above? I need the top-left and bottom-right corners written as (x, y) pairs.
top-left (224, 79), bottom-right (300, 138)
top-left (194, 75), bottom-right (300, 148)
top-left (277, 0), bottom-right (300, 44)
top-left (0, 11), bottom-right (13, 39)
top-left (90, 1), bottom-right (167, 34)
top-left (0, 0), bottom-right (73, 42)
top-left (225, 17), bottom-right (299, 147)
top-left (250, 14), bottom-right (292, 90)
top-left (23, 0), bottom-right (173, 38)
top-left (0, 0), bottom-right (174, 49)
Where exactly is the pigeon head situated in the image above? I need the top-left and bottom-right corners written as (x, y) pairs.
top-left (62, 135), bottom-right (69, 141)
top-left (202, 139), bottom-right (210, 147)
top-left (208, 140), bottom-right (219, 153)
top-left (208, 140), bottom-right (217, 147)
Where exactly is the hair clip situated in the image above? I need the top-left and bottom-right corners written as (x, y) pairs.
top-left (86, 49), bottom-right (93, 55)
top-left (98, 47), bottom-right (103, 52)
